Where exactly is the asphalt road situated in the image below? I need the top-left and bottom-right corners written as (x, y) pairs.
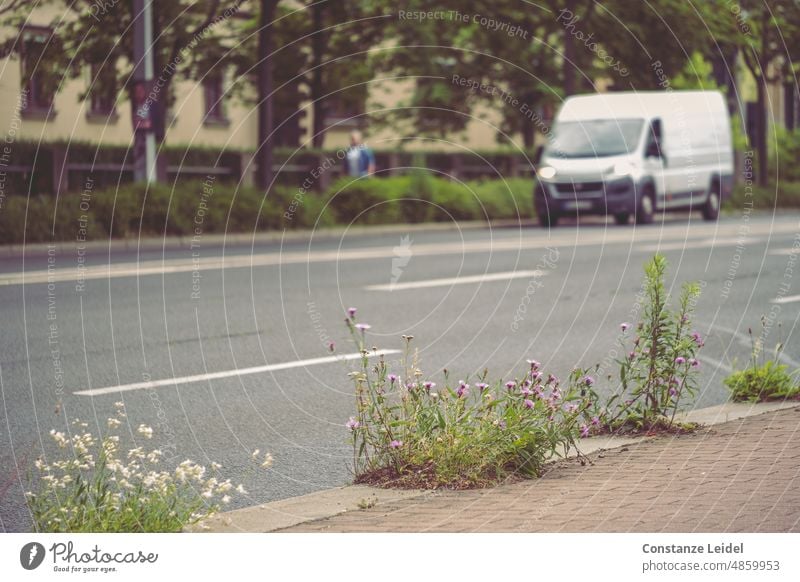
top-left (2, 212), bottom-right (800, 532)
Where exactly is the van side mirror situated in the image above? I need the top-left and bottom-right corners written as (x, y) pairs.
top-left (645, 118), bottom-right (663, 158)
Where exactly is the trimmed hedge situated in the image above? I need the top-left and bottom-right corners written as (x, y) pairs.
top-left (322, 174), bottom-right (533, 225)
top-left (0, 175), bottom-right (535, 244)
top-left (725, 182), bottom-right (800, 211)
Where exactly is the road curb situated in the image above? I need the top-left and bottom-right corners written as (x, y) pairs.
top-left (195, 400), bottom-right (800, 533)
top-left (0, 219), bottom-right (530, 259)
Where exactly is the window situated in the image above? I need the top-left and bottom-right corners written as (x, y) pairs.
top-left (203, 75), bottom-right (227, 125)
top-left (88, 63), bottom-right (117, 118)
top-left (20, 27), bottom-right (56, 116)
top-left (547, 119), bottom-right (645, 159)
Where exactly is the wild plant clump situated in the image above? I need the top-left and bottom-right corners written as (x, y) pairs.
top-left (343, 309), bottom-right (600, 488)
top-left (26, 403), bottom-right (273, 532)
top-left (724, 320), bottom-right (800, 402)
top-left (606, 254), bottom-right (704, 432)
top-left (341, 254), bottom-right (704, 488)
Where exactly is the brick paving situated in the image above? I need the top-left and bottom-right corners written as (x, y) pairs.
top-left (286, 408), bottom-right (800, 532)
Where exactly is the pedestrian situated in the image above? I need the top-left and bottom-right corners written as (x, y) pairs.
top-left (346, 130), bottom-right (376, 177)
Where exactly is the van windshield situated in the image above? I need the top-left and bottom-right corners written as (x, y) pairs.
top-left (547, 119), bottom-right (645, 158)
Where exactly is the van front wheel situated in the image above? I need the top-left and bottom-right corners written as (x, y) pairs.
top-left (703, 182), bottom-right (720, 221)
top-left (636, 190), bottom-right (655, 225)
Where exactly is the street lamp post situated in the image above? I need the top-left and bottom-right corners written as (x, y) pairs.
top-left (132, 0), bottom-right (157, 184)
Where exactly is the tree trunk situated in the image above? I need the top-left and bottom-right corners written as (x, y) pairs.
top-left (257, 0), bottom-right (277, 190)
top-left (311, 2), bottom-right (326, 148)
top-left (756, 75), bottom-right (768, 186)
top-left (522, 124), bottom-right (535, 149)
top-left (562, 0), bottom-right (577, 97)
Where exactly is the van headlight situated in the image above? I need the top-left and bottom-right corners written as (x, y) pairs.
top-left (612, 162), bottom-right (636, 177)
top-left (537, 166), bottom-right (556, 179)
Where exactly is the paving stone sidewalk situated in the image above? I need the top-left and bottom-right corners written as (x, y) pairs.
top-left (285, 408), bottom-right (800, 532)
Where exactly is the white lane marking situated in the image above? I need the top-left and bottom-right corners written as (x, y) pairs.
top-left (4, 221), bottom-right (799, 287)
top-left (771, 294), bottom-right (800, 305)
top-left (769, 247), bottom-right (800, 256)
top-left (638, 237), bottom-right (760, 253)
top-left (73, 349), bottom-right (400, 396)
top-left (365, 270), bottom-right (544, 291)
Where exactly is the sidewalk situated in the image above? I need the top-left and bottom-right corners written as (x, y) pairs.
top-left (283, 407), bottom-right (800, 533)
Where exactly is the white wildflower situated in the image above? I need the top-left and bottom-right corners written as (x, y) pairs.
top-left (137, 425), bottom-right (153, 439)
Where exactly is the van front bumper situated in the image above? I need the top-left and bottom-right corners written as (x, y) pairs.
top-left (534, 177), bottom-right (637, 216)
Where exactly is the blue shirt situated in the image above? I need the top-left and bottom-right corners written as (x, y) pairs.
top-left (346, 145), bottom-right (375, 177)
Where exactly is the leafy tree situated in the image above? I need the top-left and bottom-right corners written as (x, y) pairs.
top-left (729, 0), bottom-right (800, 185)
top-left (6, 0), bottom-right (246, 147)
top-left (367, 0), bottom-right (483, 140)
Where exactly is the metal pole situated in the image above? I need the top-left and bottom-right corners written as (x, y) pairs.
top-left (257, 0), bottom-right (275, 190)
top-left (133, 0), bottom-right (156, 184)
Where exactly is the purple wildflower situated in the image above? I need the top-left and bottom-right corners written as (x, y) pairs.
top-left (669, 387), bottom-right (678, 397)
top-left (580, 424), bottom-right (590, 438)
top-left (523, 399), bottom-right (535, 409)
top-left (583, 375), bottom-right (595, 387)
top-left (355, 323), bottom-right (371, 331)
top-left (346, 417), bottom-right (360, 431)
top-left (423, 381), bottom-right (435, 391)
top-left (591, 416), bottom-right (601, 426)
top-left (620, 322), bottom-right (630, 332)
top-left (388, 374), bottom-right (398, 384)
top-left (347, 307), bottom-right (357, 318)
top-left (389, 440), bottom-right (403, 449)
top-left (521, 386), bottom-right (534, 397)
top-left (476, 382), bottom-right (489, 392)
top-left (531, 371), bottom-right (543, 381)
top-left (457, 381), bottom-right (469, 398)
top-left (675, 356), bottom-right (686, 365)
top-left (689, 358), bottom-right (699, 368)
top-left (505, 380), bottom-right (516, 391)
top-left (691, 332), bottom-right (704, 347)
top-left (527, 359), bottom-right (541, 371)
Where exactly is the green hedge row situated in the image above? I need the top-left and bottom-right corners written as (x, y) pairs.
top-left (0, 176), bottom-right (535, 244)
top-left (725, 181), bottom-right (800, 211)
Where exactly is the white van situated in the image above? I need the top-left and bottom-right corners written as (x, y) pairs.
top-left (534, 91), bottom-right (734, 226)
